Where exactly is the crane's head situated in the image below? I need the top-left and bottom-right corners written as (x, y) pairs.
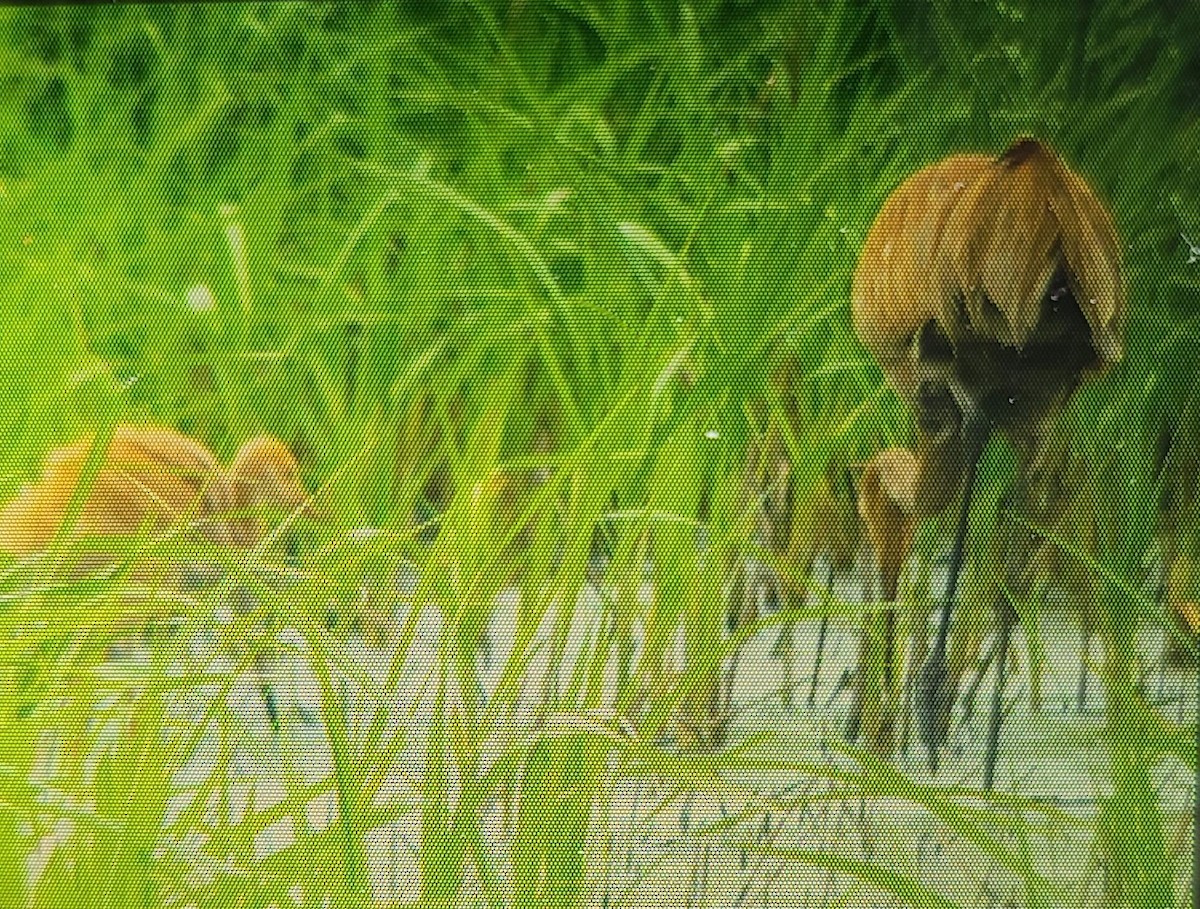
top-left (227, 434), bottom-right (315, 547)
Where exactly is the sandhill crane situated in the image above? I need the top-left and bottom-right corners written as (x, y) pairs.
top-left (0, 425), bottom-right (235, 556)
top-left (0, 423), bottom-right (313, 728)
top-left (851, 138), bottom-right (1125, 779)
top-left (0, 424), bottom-right (311, 555)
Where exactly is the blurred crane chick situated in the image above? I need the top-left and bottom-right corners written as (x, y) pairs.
top-left (0, 423), bottom-right (315, 729)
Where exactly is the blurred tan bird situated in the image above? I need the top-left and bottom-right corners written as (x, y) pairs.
top-left (0, 423), bottom-right (313, 729)
top-left (0, 424), bottom-right (311, 556)
top-left (1, 425), bottom-right (231, 555)
top-left (851, 138), bottom-right (1124, 776)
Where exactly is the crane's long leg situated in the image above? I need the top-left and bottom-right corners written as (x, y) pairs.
top-left (845, 548), bottom-right (893, 751)
top-left (915, 410), bottom-right (990, 774)
top-left (1077, 620), bottom-right (1092, 712)
top-left (982, 601), bottom-right (1015, 790)
top-left (257, 654), bottom-right (281, 731)
top-left (1193, 635), bottom-right (1199, 909)
top-left (235, 585), bottom-right (283, 735)
top-left (808, 558), bottom-right (835, 708)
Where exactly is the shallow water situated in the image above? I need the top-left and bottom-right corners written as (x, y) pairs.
top-left (51, 572), bottom-right (1194, 907)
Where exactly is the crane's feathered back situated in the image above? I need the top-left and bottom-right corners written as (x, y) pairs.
top-left (0, 425), bottom-right (233, 554)
top-left (851, 153), bottom-right (991, 401)
top-left (852, 138), bottom-right (1125, 445)
top-left (942, 139), bottom-right (1123, 360)
top-left (0, 425), bottom-right (311, 556)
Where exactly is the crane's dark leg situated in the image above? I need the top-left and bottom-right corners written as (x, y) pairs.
top-left (1193, 635), bottom-right (1199, 909)
top-left (845, 681), bottom-right (862, 743)
top-left (808, 558), bottom-right (835, 707)
top-left (915, 409), bottom-right (990, 774)
top-left (954, 633), bottom-right (998, 729)
top-left (1076, 640), bottom-right (1089, 712)
top-left (1077, 619), bottom-right (1092, 712)
top-left (982, 601), bottom-right (1015, 790)
top-left (258, 656), bottom-right (281, 732)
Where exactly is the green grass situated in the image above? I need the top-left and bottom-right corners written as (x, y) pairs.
top-left (0, 1), bottom-right (1198, 906)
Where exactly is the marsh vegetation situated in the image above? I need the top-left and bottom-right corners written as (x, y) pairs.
top-left (0, 2), bottom-right (1198, 907)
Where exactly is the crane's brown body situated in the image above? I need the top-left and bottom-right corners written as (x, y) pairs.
top-left (0, 426), bottom-right (230, 555)
top-left (0, 424), bottom-right (310, 558)
top-left (854, 139), bottom-right (1123, 455)
top-left (0, 424), bottom-right (312, 731)
top-left (850, 138), bottom-right (1125, 764)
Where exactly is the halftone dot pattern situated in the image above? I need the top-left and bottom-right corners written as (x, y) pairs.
top-left (0, 3), bottom-right (1196, 908)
